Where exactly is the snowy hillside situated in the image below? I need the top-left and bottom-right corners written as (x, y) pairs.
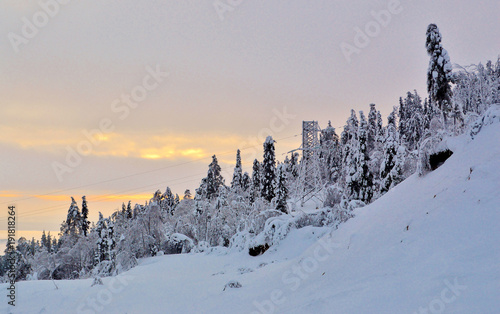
top-left (3, 119), bottom-right (500, 313)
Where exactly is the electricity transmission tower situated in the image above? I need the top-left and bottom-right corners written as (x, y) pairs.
top-left (297, 121), bottom-right (324, 206)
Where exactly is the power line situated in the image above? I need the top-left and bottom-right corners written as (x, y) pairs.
top-left (0, 134), bottom-right (301, 221)
top-left (0, 166), bottom-right (232, 221)
top-left (1, 133), bottom-right (300, 206)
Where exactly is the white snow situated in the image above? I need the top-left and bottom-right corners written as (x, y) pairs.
top-left (2, 122), bottom-right (499, 313)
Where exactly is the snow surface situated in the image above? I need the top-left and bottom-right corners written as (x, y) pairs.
top-left (2, 123), bottom-right (499, 314)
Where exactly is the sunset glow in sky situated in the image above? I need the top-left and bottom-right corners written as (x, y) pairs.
top-left (1, 0), bottom-right (499, 242)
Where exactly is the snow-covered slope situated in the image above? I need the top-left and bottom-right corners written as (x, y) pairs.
top-left (3, 122), bottom-right (499, 314)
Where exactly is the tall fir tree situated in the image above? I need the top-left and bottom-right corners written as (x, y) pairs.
top-left (357, 111), bottom-right (374, 203)
top-left (275, 163), bottom-right (289, 213)
top-left (81, 196), bottom-right (89, 236)
top-left (251, 159), bottom-right (262, 203)
top-left (426, 23), bottom-right (452, 124)
top-left (126, 200), bottom-right (133, 219)
top-left (402, 90), bottom-right (424, 150)
top-left (206, 155), bottom-right (225, 200)
top-left (367, 103), bottom-right (379, 153)
top-left (41, 231), bottom-right (48, 250)
top-left (341, 109), bottom-right (359, 188)
top-left (380, 108), bottom-right (399, 194)
top-left (261, 136), bottom-right (276, 203)
top-left (320, 121), bottom-right (340, 183)
top-left (65, 197), bottom-right (81, 237)
top-left (241, 172), bottom-right (251, 193)
top-left (231, 149), bottom-right (243, 192)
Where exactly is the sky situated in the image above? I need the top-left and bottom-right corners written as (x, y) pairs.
top-left (0, 0), bottom-right (499, 243)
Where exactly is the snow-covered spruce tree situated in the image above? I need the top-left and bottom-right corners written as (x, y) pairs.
top-left (401, 91), bottom-right (424, 151)
top-left (126, 200), bottom-right (133, 219)
top-left (195, 177), bottom-right (208, 201)
top-left (426, 23), bottom-right (453, 125)
top-left (320, 121), bottom-right (340, 183)
top-left (367, 103), bottom-right (382, 153)
top-left (231, 149), bottom-right (243, 192)
top-left (275, 163), bottom-right (289, 213)
top-left (94, 213), bottom-right (116, 275)
top-left (379, 108), bottom-right (399, 194)
top-left (184, 189), bottom-right (192, 199)
top-left (159, 187), bottom-right (177, 215)
top-left (354, 111), bottom-right (374, 203)
top-left (290, 151), bottom-right (300, 179)
top-left (94, 212), bottom-right (106, 266)
top-left (261, 136), bottom-right (276, 203)
top-left (81, 196), bottom-right (90, 237)
top-left (41, 231), bottom-right (48, 250)
top-left (340, 109), bottom-right (359, 187)
top-left (63, 197), bottom-right (82, 238)
top-left (241, 172), bottom-right (251, 193)
top-left (341, 110), bottom-right (359, 199)
top-left (206, 155), bottom-right (225, 200)
top-left (423, 98), bottom-right (432, 130)
top-left (250, 159), bottom-right (262, 203)
top-left (390, 145), bottom-right (406, 188)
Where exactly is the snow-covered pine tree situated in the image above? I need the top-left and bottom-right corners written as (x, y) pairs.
top-left (94, 212), bottom-right (116, 274)
top-left (161, 187), bottom-right (177, 215)
top-left (184, 189), bottom-right (192, 200)
top-left (426, 23), bottom-right (453, 124)
top-left (41, 231), bottom-right (48, 250)
top-left (380, 108), bottom-right (399, 194)
top-left (355, 111), bottom-right (373, 203)
top-left (275, 163), bottom-right (289, 213)
top-left (401, 91), bottom-right (424, 151)
top-left (290, 152), bottom-right (300, 179)
top-left (126, 200), bottom-right (133, 219)
top-left (64, 197), bottom-right (82, 237)
top-left (341, 110), bottom-right (359, 194)
top-left (195, 178), bottom-right (208, 201)
top-left (106, 218), bottom-right (116, 263)
top-left (250, 159), bottom-right (262, 203)
top-left (81, 196), bottom-right (90, 236)
top-left (46, 232), bottom-right (52, 253)
top-left (367, 104), bottom-right (379, 153)
top-left (422, 98), bottom-right (432, 130)
top-left (390, 145), bottom-right (406, 189)
top-left (320, 121), bottom-right (340, 183)
top-left (121, 202), bottom-right (127, 217)
top-left (398, 96), bottom-right (407, 143)
top-left (231, 149), bottom-right (243, 192)
top-left (206, 155), bottom-right (225, 200)
top-left (95, 212), bottom-right (107, 265)
top-left (261, 136), bottom-right (276, 203)
top-left (241, 172), bottom-right (251, 193)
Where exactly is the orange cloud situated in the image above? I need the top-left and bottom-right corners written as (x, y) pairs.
top-left (0, 191), bottom-right (22, 198)
top-left (34, 195), bottom-right (71, 202)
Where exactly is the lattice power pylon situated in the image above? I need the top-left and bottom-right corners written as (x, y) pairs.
top-left (298, 121), bottom-right (324, 206)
